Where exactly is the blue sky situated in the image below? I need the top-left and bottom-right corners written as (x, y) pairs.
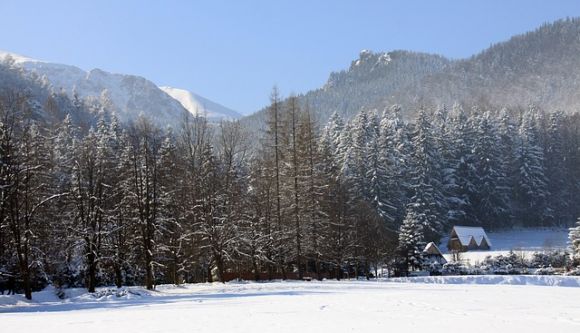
top-left (1, 1), bottom-right (580, 114)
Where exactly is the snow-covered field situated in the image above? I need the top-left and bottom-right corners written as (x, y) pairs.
top-left (440, 228), bottom-right (570, 264)
top-left (2, 277), bottom-right (580, 333)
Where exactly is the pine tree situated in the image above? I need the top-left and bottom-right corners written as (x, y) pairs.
top-left (345, 109), bottom-right (375, 201)
top-left (497, 108), bottom-right (516, 222)
top-left (321, 112), bottom-right (345, 157)
top-left (545, 111), bottom-right (569, 225)
top-left (366, 108), bottom-right (396, 224)
top-left (385, 106), bottom-right (413, 225)
top-left (433, 104), bottom-right (459, 226)
top-left (445, 105), bottom-right (476, 226)
top-left (408, 108), bottom-right (446, 240)
top-left (472, 111), bottom-right (510, 229)
top-left (318, 116), bottom-right (351, 280)
top-left (514, 107), bottom-right (551, 227)
top-left (376, 107), bottom-right (404, 225)
top-left (397, 204), bottom-right (426, 274)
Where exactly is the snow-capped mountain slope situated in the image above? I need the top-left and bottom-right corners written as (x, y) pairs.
top-left (0, 50), bottom-right (39, 64)
top-left (0, 50), bottom-right (239, 125)
top-left (160, 86), bottom-right (242, 120)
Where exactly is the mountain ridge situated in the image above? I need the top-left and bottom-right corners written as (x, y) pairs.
top-left (0, 50), bottom-right (240, 125)
top-left (382, 17), bottom-right (580, 113)
top-left (243, 17), bottom-right (580, 126)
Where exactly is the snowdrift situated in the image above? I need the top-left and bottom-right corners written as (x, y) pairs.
top-left (388, 275), bottom-right (580, 287)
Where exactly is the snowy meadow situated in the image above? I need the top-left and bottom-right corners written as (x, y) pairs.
top-left (2, 278), bottom-right (580, 333)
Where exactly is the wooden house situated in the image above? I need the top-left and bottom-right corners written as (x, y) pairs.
top-left (423, 242), bottom-right (447, 265)
top-left (447, 226), bottom-right (491, 252)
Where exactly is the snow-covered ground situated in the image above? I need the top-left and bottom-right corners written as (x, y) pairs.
top-left (440, 228), bottom-right (570, 264)
top-left (389, 275), bottom-right (580, 287)
top-left (2, 278), bottom-right (580, 333)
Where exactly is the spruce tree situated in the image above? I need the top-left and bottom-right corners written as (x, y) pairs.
top-left (472, 111), bottom-right (510, 229)
top-left (545, 111), bottom-right (569, 225)
top-left (446, 106), bottom-right (477, 226)
top-left (377, 106), bottom-right (407, 226)
top-left (408, 108), bottom-right (446, 240)
top-left (397, 205), bottom-right (426, 274)
top-left (514, 108), bottom-right (551, 227)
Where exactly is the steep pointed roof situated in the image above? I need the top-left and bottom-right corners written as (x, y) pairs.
top-left (423, 242), bottom-right (444, 256)
top-left (451, 226), bottom-right (492, 247)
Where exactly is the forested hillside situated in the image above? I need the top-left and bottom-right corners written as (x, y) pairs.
top-left (389, 18), bottom-right (580, 113)
top-left (0, 59), bottom-right (92, 126)
top-left (244, 18), bottom-right (580, 127)
top-left (1, 84), bottom-right (579, 298)
top-left (289, 50), bottom-right (450, 121)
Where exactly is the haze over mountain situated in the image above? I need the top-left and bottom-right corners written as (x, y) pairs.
top-left (0, 50), bottom-right (241, 126)
top-left (2, 18), bottom-right (580, 129)
top-left (301, 49), bottom-right (451, 119)
top-left (160, 86), bottom-right (242, 121)
top-left (386, 17), bottom-right (580, 113)
top-left (0, 53), bottom-right (83, 125)
top-left (244, 17), bottom-right (580, 125)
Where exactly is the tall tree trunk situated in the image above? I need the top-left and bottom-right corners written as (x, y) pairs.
top-left (267, 262), bottom-right (273, 281)
top-left (252, 254), bottom-right (260, 281)
top-left (270, 88), bottom-right (284, 281)
top-left (207, 263), bottom-right (213, 283)
top-left (215, 254), bottom-right (225, 283)
top-left (315, 257), bottom-right (321, 281)
top-left (114, 263), bottom-right (123, 288)
top-left (289, 97), bottom-right (303, 279)
top-left (86, 241), bottom-right (97, 292)
top-left (144, 238), bottom-right (154, 290)
top-left (22, 269), bottom-right (32, 300)
top-left (17, 251), bottom-right (32, 300)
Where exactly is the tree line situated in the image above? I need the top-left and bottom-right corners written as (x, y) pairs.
top-left (1, 89), bottom-right (579, 299)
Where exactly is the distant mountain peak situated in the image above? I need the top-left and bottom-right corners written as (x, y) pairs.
top-left (318, 49), bottom-right (451, 102)
top-left (0, 50), bottom-right (240, 124)
top-left (352, 50), bottom-right (392, 69)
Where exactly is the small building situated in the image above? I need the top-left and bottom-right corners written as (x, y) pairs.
top-left (423, 242), bottom-right (447, 265)
top-left (447, 226), bottom-right (492, 252)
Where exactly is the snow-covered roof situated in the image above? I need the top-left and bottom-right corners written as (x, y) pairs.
top-left (423, 242), bottom-right (444, 256)
top-left (451, 226), bottom-right (492, 247)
